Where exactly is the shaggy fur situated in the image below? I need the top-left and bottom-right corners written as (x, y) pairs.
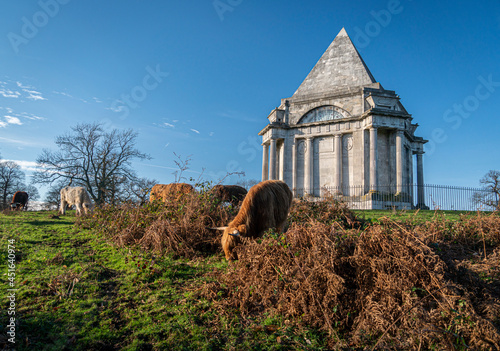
top-left (211, 185), bottom-right (247, 206)
top-left (221, 180), bottom-right (293, 260)
top-left (10, 191), bottom-right (29, 211)
top-left (149, 183), bottom-right (194, 202)
top-left (59, 186), bottom-right (94, 216)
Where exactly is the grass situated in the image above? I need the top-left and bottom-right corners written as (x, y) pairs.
top-left (0, 210), bottom-right (328, 350)
top-left (1, 207), bottom-right (499, 350)
top-left (353, 209), bottom-right (484, 224)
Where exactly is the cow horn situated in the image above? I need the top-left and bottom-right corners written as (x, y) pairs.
top-left (207, 226), bottom-right (228, 231)
top-left (229, 230), bottom-right (240, 237)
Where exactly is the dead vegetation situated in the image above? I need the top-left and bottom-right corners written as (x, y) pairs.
top-left (86, 195), bottom-right (500, 349)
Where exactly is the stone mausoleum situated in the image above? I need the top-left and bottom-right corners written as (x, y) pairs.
top-left (259, 28), bottom-right (428, 209)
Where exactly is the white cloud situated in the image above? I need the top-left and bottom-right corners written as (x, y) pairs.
top-left (93, 97), bottom-right (103, 103)
top-left (16, 81), bottom-right (32, 89)
top-left (4, 160), bottom-right (39, 172)
top-left (0, 89), bottom-right (21, 98)
top-left (0, 121), bottom-right (7, 128)
top-left (25, 90), bottom-right (47, 101)
top-left (53, 91), bottom-right (74, 98)
top-left (164, 122), bottom-right (175, 128)
top-left (190, 128), bottom-right (200, 134)
top-left (4, 116), bottom-right (22, 125)
top-left (209, 132), bottom-right (215, 137)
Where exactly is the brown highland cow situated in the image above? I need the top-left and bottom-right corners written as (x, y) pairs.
top-left (149, 183), bottom-right (194, 202)
top-left (216, 180), bottom-right (293, 260)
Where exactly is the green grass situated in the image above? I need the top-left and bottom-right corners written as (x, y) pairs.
top-left (353, 209), bottom-right (484, 224)
top-left (1, 208), bottom-right (497, 350)
top-left (0, 211), bottom-right (328, 350)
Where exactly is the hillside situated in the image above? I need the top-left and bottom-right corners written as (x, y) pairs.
top-left (1, 199), bottom-right (499, 350)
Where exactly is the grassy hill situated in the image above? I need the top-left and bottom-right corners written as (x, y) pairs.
top-left (1, 200), bottom-right (499, 350)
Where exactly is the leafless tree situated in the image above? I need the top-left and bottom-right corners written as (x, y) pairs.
top-left (473, 170), bottom-right (500, 211)
top-left (0, 161), bottom-right (26, 209)
top-left (235, 178), bottom-right (259, 190)
top-left (32, 122), bottom-right (151, 206)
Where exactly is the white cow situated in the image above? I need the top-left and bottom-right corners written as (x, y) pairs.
top-left (59, 186), bottom-right (94, 216)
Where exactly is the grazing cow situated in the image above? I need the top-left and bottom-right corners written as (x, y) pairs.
top-left (59, 186), bottom-right (94, 216)
top-left (10, 191), bottom-right (29, 211)
top-left (149, 183), bottom-right (194, 203)
top-left (211, 185), bottom-right (247, 206)
top-left (216, 180), bottom-right (293, 260)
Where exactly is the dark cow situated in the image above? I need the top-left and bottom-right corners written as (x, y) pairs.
top-left (10, 191), bottom-right (29, 211)
top-left (215, 180), bottom-right (293, 260)
top-left (211, 185), bottom-right (247, 206)
top-left (149, 183), bottom-right (194, 203)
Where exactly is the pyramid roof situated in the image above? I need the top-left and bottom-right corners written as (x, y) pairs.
top-left (292, 28), bottom-right (377, 100)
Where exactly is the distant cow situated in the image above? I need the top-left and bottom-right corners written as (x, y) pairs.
top-left (10, 191), bottom-right (29, 211)
top-left (59, 186), bottom-right (93, 216)
top-left (149, 183), bottom-right (194, 203)
top-left (211, 185), bottom-right (247, 206)
top-left (215, 180), bottom-right (293, 260)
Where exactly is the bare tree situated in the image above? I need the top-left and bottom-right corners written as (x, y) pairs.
top-left (235, 178), bottom-right (259, 190)
top-left (0, 161), bottom-right (26, 209)
top-left (32, 122), bottom-right (151, 206)
top-left (473, 170), bottom-right (500, 211)
top-left (119, 177), bottom-right (158, 205)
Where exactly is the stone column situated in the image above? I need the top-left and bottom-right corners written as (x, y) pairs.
top-left (291, 139), bottom-right (297, 196)
top-left (304, 137), bottom-right (313, 195)
top-left (369, 127), bottom-right (378, 192)
top-left (262, 143), bottom-right (269, 181)
top-left (416, 152), bottom-right (426, 208)
top-left (269, 139), bottom-right (277, 180)
top-left (279, 139), bottom-right (286, 180)
top-left (334, 134), bottom-right (342, 193)
top-left (396, 130), bottom-right (404, 194)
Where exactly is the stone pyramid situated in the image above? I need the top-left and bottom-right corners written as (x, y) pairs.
top-left (292, 28), bottom-right (377, 100)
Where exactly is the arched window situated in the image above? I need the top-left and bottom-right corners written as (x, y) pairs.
top-left (298, 106), bottom-right (345, 124)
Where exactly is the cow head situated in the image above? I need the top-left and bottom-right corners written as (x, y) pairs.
top-left (213, 224), bottom-right (247, 260)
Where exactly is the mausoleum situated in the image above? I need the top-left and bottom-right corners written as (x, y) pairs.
top-left (258, 28), bottom-right (428, 209)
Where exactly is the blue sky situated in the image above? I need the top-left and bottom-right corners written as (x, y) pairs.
top-left (0, 0), bottom-right (499, 197)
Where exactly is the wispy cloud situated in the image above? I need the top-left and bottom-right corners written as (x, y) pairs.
top-left (53, 91), bottom-right (74, 98)
top-left (164, 122), bottom-right (175, 128)
top-left (190, 128), bottom-right (200, 134)
top-left (0, 107), bottom-right (46, 126)
top-left (0, 89), bottom-right (21, 98)
top-left (0, 136), bottom-right (39, 146)
top-left (93, 97), bottom-right (103, 103)
top-left (24, 89), bottom-right (47, 101)
top-left (4, 159), bottom-right (39, 172)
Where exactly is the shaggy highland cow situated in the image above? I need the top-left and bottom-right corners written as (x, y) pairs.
top-left (211, 184), bottom-right (247, 206)
top-left (149, 183), bottom-right (194, 202)
top-left (216, 180), bottom-right (293, 260)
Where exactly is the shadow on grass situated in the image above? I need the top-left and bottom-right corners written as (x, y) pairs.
top-left (25, 220), bottom-right (74, 226)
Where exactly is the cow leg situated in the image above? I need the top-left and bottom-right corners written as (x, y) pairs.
top-left (59, 201), bottom-right (67, 215)
top-left (75, 203), bottom-right (82, 216)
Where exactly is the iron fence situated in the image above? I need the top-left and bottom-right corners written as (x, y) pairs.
top-left (293, 184), bottom-right (499, 211)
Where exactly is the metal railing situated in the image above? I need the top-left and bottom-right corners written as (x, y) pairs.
top-left (293, 184), bottom-right (498, 211)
